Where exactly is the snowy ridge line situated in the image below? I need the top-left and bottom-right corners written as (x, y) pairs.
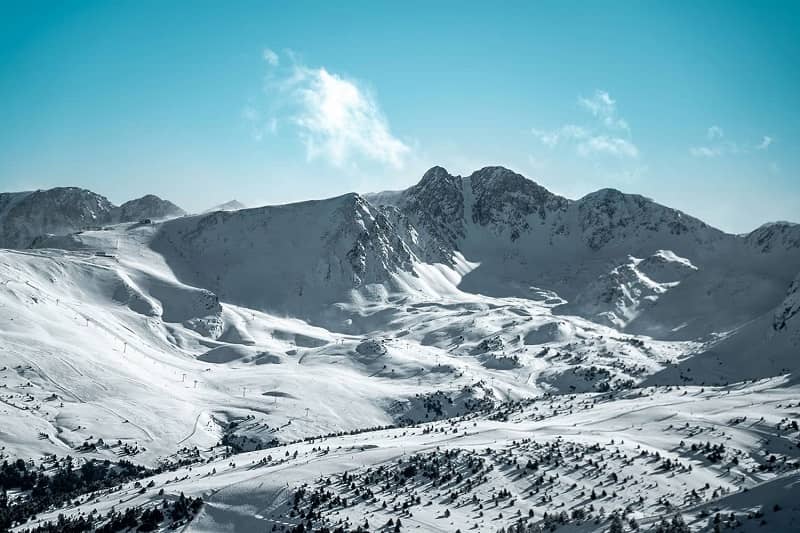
top-left (0, 165), bottom-right (798, 532)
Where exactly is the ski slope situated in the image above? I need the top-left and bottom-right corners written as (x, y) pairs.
top-left (15, 379), bottom-right (800, 532)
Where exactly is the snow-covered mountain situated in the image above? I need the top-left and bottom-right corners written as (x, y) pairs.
top-left (2, 167), bottom-right (799, 532)
top-left (203, 199), bottom-right (247, 213)
top-left (773, 270), bottom-right (800, 342)
top-left (115, 194), bottom-right (185, 221)
top-left (368, 166), bottom-right (800, 341)
top-left (151, 193), bottom-right (430, 322)
top-left (0, 187), bottom-right (115, 248)
top-left (0, 187), bottom-right (184, 248)
top-left (10, 166), bottom-right (791, 347)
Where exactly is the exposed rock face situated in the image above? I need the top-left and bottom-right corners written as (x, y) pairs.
top-left (380, 165), bottom-right (723, 255)
top-left (0, 188), bottom-right (115, 248)
top-left (336, 194), bottom-right (416, 287)
top-left (151, 193), bottom-right (429, 316)
top-left (6, 166), bottom-right (799, 349)
top-left (377, 205), bottom-right (454, 266)
top-left (396, 166), bottom-right (465, 251)
top-left (469, 166), bottom-right (568, 240)
top-left (773, 272), bottom-right (800, 336)
top-left (355, 338), bottom-right (387, 356)
top-left (745, 222), bottom-right (800, 253)
top-left (637, 250), bottom-right (698, 284)
top-left (560, 251), bottom-right (698, 329)
top-left (574, 188), bottom-right (722, 251)
top-left (376, 165), bottom-right (799, 341)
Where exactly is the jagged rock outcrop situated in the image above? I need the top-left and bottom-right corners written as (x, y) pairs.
top-left (151, 193), bottom-right (426, 317)
top-left (574, 188), bottom-right (722, 251)
top-left (773, 272), bottom-right (800, 336)
top-left (376, 165), bottom-right (799, 340)
top-left (8, 167), bottom-right (798, 345)
top-left (469, 166), bottom-right (568, 241)
top-left (745, 222), bottom-right (800, 253)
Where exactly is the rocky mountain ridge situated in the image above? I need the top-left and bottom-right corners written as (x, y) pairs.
top-left (7, 168), bottom-right (800, 352)
top-left (0, 187), bottom-right (184, 248)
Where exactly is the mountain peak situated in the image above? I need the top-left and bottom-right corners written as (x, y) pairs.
top-left (204, 200), bottom-right (246, 213)
top-left (469, 166), bottom-right (569, 233)
top-left (746, 220), bottom-right (800, 253)
top-left (581, 187), bottom-right (627, 200)
top-left (419, 165), bottom-right (454, 183)
top-left (117, 194), bottom-right (185, 222)
top-left (415, 166), bottom-right (461, 194)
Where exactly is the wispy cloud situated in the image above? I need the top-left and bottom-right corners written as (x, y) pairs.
top-left (578, 90), bottom-right (629, 132)
top-left (288, 66), bottom-right (410, 168)
top-left (253, 50), bottom-right (411, 169)
top-left (578, 136), bottom-right (639, 158)
top-left (690, 127), bottom-right (773, 157)
top-left (690, 126), bottom-right (726, 157)
top-left (262, 48), bottom-right (279, 67)
top-left (531, 124), bottom-right (588, 147)
top-left (689, 146), bottom-right (724, 158)
top-left (532, 90), bottom-right (638, 159)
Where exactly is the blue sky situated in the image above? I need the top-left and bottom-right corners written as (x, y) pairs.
top-left (0, 1), bottom-right (797, 232)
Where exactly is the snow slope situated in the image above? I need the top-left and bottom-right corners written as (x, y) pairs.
top-left (15, 378), bottom-right (800, 533)
top-left (368, 166), bottom-right (800, 347)
top-left (0, 166), bottom-right (798, 532)
top-left (203, 200), bottom-right (247, 213)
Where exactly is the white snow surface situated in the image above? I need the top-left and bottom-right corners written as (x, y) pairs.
top-left (1, 166), bottom-right (799, 532)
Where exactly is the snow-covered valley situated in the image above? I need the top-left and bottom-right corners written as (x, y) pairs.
top-left (0, 166), bottom-right (798, 532)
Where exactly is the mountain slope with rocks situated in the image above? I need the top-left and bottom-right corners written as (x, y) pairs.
top-left (1, 166), bottom-right (799, 533)
top-left (115, 194), bottom-right (186, 221)
top-left (371, 166), bottom-right (800, 344)
top-left (0, 187), bottom-right (184, 248)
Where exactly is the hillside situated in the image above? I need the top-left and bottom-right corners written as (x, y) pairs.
top-left (0, 166), bottom-right (798, 532)
top-left (0, 188), bottom-right (184, 248)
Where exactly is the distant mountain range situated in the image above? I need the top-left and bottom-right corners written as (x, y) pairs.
top-left (2, 167), bottom-right (800, 531)
top-left (4, 166), bottom-right (799, 363)
top-left (0, 187), bottom-right (185, 248)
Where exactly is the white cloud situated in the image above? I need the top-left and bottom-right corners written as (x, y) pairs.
top-left (262, 48), bottom-right (279, 66)
top-left (689, 146), bottom-right (723, 158)
top-left (578, 90), bottom-right (615, 116)
top-left (756, 135), bottom-right (773, 150)
top-left (286, 66), bottom-right (410, 168)
top-left (253, 52), bottom-right (411, 169)
top-left (578, 90), bottom-right (629, 131)
top-left (578, 136), bottom-right (639, 158)
top-left (531, 124), bottom-right (588, 147)
top-left (690, 141), bottom-right (743, 158)
top-left (690, 126), bottom-right (767, 158)
top-left (532, 90), bottom-right (638, 159)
